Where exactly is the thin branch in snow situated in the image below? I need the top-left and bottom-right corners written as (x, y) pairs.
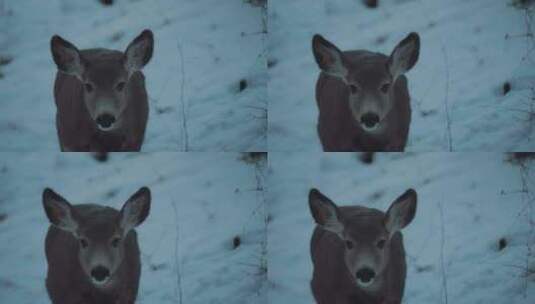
top-left (440, 45), bottom-right (453, 152)
top-left (171, 200), bottom-right (184, 304)
top-left (438, 201), bottom-right (449, 304)
top-left (177, 40), bottom-right (189, 152)
top-left (518, 160), bottom-right (534, 297)
top-left (239, 153), bottom-right (268, 280)
top-left (254, 156), bottom-right (268, 279)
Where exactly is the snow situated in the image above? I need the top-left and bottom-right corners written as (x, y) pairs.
top-left (268, 0), bottom-right (535, 151)
top-left (0, 0), bottom-right (267, 151)
top-left (4, 152), bottom-right (532, 304)
top-left (267, 152), bottom-right (535, 303)
top-left (1, 0), bottom-right (535, 304)
top-left (0, 152), bottom-right (267, 303)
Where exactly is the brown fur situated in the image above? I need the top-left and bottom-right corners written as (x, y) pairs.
top-left (310, 206), bottom-right (407, 304)
top-left (315, 50), bottom-right (411, 152)
top-left (45, 204), bottom-right (142, 304)
top-left (53, 49), bottom-right (148, 152)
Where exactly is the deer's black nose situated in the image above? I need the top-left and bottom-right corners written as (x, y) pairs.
top-left (356, 267), bottom-right (375, 283)
top-left (91, 266), bottom-right (110, 282)
top-left (361, 113), bottom-right (380, 128)
top-left (96, 114), bottom-right (116, 129)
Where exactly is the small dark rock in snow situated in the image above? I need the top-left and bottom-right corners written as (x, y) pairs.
top-left (363, 0), bottom-right (378, 8)
top-left (241, 152), bottom-right (267, 164)
top-left (150, 263), bottom-right (167, 271)
top-left (498, 238), bottom-right (507, 251)
top-left (421, 109), bottom-right (437, 117)
top-left (512, 152), bottom-right (535, 160)
top-left (100, 0), bottom-right (113, 6)
top-left (110, 31), bottom-right (124, 42)
top-left (239, 79), bottom-right (248, 92)
top-left (0, 213), bottom-right (7, 223)
top-left (369, 190), bottom-right (384, 201)
top-left (267, 58), bottom-right (278, 68)
top-left (512, 0), bottom-right (535, 9)
top-left (374, 35), bottom-right (388, 46)
top-left (246, 0), bottom-right (267, 7)
top-left (233, 236), bottom-right (241, 249)
top-left (503, 82), bottom-right (511, 95)
top-left (359, 152), bottom-right (375, 164)
top-left (415, 265), bottom-right (433, 273)
top-left (156, 106), bottom-right (174, 115)
top-left (92, 152), bottom-right (109, 162)
top-left (0, 56), bottom-right (13, 66)
top-left (105, 189), bottom-right (118, 199)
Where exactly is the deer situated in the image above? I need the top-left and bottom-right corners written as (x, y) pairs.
top-left (42, 187), bottom-right (151, 304)
top-left (50, 29), bottom-right (154, 152)
top-left (312, 32), bottom-right (420, 151)
top-left (308, 188), bottom-right (417, 304)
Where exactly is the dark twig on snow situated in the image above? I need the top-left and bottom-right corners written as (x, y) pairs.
top-left (440, 45), bottom-right (453, 152)
top-left (177, 40), bottom-right (189, 152)
top-left (171, 200), bottom-right (184, 304)
top-left (438, 202), bottom-right (449, 304)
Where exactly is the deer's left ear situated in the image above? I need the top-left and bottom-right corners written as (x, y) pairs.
top-left (312, 34), bottom-right (348, 80)
top-left (42, 188), bottom-right (79, 233)
top-left (50, 35), bottom-right (85, 79)
top-left (119, 187), bottom-right (151, 233)
top-left (308, 188), bottom-right (344, 238)
top-left (384, 189), bottom-right (417, 235)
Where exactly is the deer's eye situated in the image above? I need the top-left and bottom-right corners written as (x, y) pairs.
top-left (345, 240), bottom-right (354, 250)
top-left (380, 83), bottom-right (390, 93)
top-left (79, 238), bottom-right (89, 248)
top-left (349, 84), bottom-right (359, 94)
top-left (111, 237), bottom-right (121, 248)
top-left (115, 81), bottom-right (126, 92)
top-left (84, 83), bottom-right (94, 92)
top-left (377, 239), bottom-right (386, 249)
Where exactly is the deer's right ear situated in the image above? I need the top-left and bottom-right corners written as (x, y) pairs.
top-left (124, 29), bottom-right (154, 75)
top-left (309, 188), bottom-right (344, 236)
top-left (42, 188), bottom-right (78, 232)
top-left (50, 35), bottom-right (85, 79)
top-left (384, 189), bottom-right (417, 235)
top-left (119, 187), bottom-right (151, 234)
top-left (387, 32), bottom-right (420, 80)
top-left (312, 34), bottom-right (348, 79)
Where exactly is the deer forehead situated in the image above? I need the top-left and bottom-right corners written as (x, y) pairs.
top-left (348, 65), bottom-right (391, 88)
top-left (80, 221), bottom-right (121, 241)
top-left (75, 205), bottom-right (122, 239)
top-left (344, 54), bottom-right (391, 85)
top-left (85, 63), bottom-right (127, 86)
top-left (81, 50), bottom-right (127, 84)
top-left (343, 214), bottom-right (388, 242)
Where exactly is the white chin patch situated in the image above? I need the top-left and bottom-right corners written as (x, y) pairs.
top-left (357, 278), bottom-right (374, 288)
top-left (361, 123), bottom-right (379, 132)
top-left (92, 278), bottom-right (110, 287)
top-left (97, 124), bottom-right (114, 132)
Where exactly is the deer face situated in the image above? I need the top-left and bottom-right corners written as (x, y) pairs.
top-left (309, 188), bottom-right (417, 288)
top-left (42, 187), bottom-right (151, 287)
top-left (312, 33), bottom-right (420, 132)
top-left (50, 30), bottom-right (153, 131)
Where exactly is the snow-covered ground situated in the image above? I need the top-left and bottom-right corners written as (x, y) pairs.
top-left (1, 1), bottom-right (535, 303)
top-left (0, 152), bottom-right (267, 303)
top-left (268, 0), bottom-right (535, 151)
top-left (267, 152), bottom-right (535, 303)
top-left (0, 0), bottom-right (267, 151)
